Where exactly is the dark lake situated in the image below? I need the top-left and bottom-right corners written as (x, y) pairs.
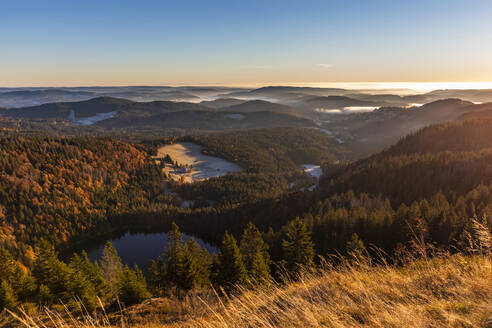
top-left (83, 232), bottom-right (218, 274)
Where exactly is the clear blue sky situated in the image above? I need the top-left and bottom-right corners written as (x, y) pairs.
top-left (1, 0), bottom-right (491, 86)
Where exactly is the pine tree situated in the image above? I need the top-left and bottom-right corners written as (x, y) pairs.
top-left (0, 248), bottom-right (35, 302)
top-left (66, 269), bottom-right (98, 312)
top-left (240, 222), bottom-right (271, 284)
top-left (213, 232), bottom-right (247, 290)
top-left (282, 218), bottom-right (315, 274)
top-left (165, 222), bottom-right (186, 288)
top-left (100, 241), bottom-right (123, 300)
top-left (0, 249), bottom-right (16, 282)
top-left (0, 280), bottom-right (18, 310)
top-left (32, 240), bottom-right (71, 298)
top-left (182, 238), bottom-right (211, 291)
top-left (69, 251), bottom-right (107, 297)
top-left (118, 265), bottom-right (151, 306)
top-left (148, 256), bottom-right (167, 295)
top-left (37, 284), bottom-right (52, 305)
top-left (345, 233), bottom-right (368, 264)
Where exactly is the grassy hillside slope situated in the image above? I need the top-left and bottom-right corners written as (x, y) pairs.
top-left (170, 255), bottom-right (491, 328)
top-left (10, 254), bottom-right (492, 328)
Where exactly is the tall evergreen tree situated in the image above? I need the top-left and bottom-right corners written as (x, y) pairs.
top-left (282, 218), bottom-right (315, 274)
top-left (213, 232), bottom-right (247, 290)
top-left (0, 280), bottom-right (18, 310)
top-left (165, 222), bottom-right (186, 288)
top-left (240, 222), bottom-right (271, 284)
top-left (69, 251), bottom-right (107, 297)
top-left (148, 256), bottom-right (167, 295)
top-left (118, 265), bottom-right (151, 306)
top-left (32, 240), bottom-right (71, 298)
top-left (0, 248), bottom-right (35, 302)
top-left (182, 238), bottom-right (211, 291)
top-left (66, 269), bottom-right (99, 312)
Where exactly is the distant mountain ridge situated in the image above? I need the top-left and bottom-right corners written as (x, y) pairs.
top-left (218, 99), bottom-right (297, 115)
top-left (1, 96), bottom-right (315, 131)
top-left (0, 86), bottom-right (250, 108)
top-left (200, 98), bottom-right (246, 109)
top-left (3, 85), bottom-right (492, 110)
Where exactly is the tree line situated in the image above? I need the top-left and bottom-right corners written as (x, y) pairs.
top-left (0, 219), bottom-right (322, 312)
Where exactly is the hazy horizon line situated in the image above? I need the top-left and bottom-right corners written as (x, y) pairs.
top-left (2, 81), bottom-right (492, 93)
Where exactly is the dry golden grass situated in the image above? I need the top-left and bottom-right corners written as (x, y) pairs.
top-left (169, 254), bottom-right (492, 328)
top-left (8, 254), bottom-right (492, 328)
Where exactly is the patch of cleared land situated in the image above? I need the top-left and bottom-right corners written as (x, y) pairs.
top-left (225, 113), bottom-right (245, 120)
top-left (76, 111), bottom-right (117, 125)
top-left (314, 106), bottom-right (379, 114)
top-left (155, 142), bottom-right (243, 183)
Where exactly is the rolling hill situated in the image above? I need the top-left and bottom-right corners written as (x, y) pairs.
top-left (1, 97), bottom-right (316, 132)
top-left (199, 98), bottom-right (246, 109)
top-left (323, 118), bottom-right (492, 205)
top-left (294, 95), bottom-right (378, 112)
top-left (0, 89), bottom-right (96, 108)
top-left (218, 99), bottom-right (298, 115)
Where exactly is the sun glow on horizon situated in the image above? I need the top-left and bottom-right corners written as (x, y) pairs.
top-left (3, 82), bottom-right (492, 94)
top-left (230, 82), bottom-right (492, 94)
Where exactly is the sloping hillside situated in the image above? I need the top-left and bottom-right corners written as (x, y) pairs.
top-left (98, 110), bottom-right (314, 130)
top-left (10, 254), bottom-right (492, 328)
top-left (219, 100), bottom-right (297, 115)
top-left (0, 136), bottom-right (167, 258)
top-left (199, 98), bottom-right (246, 109)
top-left (166, 255), bottom-right (492, 328)
top-left (458, 103), bottom-right (492, 121)
top-left (321, 118), bottom-right (492, 207)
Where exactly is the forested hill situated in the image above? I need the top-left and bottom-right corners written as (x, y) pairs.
top-left (252, 118), bottom-right (492, 260)
top-left (380, 119), bottom-right (492, 156)
top-left (2, 97), bottom-right (315, 132)
top-left (4, 97), bottom-right (208, 119)
top-left (184, 128), bottom-right (347, 173)
top-left (322, 119), bottom-right (492, 206)
top-left (173, 128), bottom-right (347, 206)
top-left (0, 136), bottom-right (168, 260)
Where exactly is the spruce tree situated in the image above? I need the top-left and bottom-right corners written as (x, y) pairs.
top-left (213, 232), bottom-right (247, 290)
top-left (282, 218), bottom-right (315, 274)
top-left (66, 269), bottom-right (98, 312)
top-left (0, 249), bottom-right (16, 282)
top-left (240, 222), bottom-right (271, 284)
top-left (69, 251), bottom-right (107, 297)
top-left (345, 233), bottom-right (368, 264)
top-left (37, 284), bottom-right (52, 305)
top-left (118, 265), bottom-right (151, 306)
top-left (32, 240), bottom-right (71, 298)
top-left (0, 248), bottom-right (35, 302)
top-left (182, 238), bottom-right (211, 291)
top-left (0, 280), bottom-right (18, 310)
top-left (165, 222), bottom-right (186, 288)
top-left (148, 256), bottom-right (167, 295)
